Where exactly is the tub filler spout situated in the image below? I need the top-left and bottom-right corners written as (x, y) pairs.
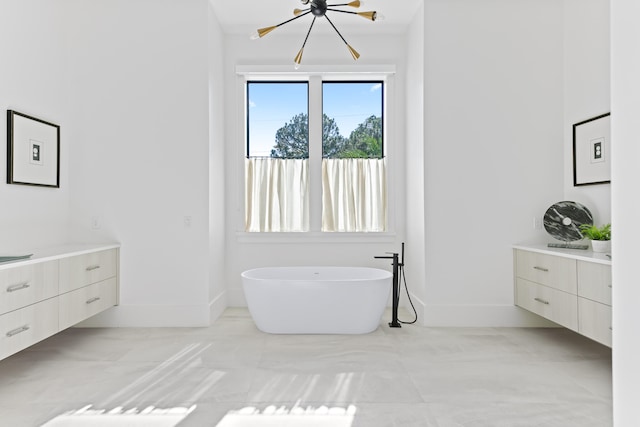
top-left (374, 243), bottom-right (405, 328)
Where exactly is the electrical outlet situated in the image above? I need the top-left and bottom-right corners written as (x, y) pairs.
top-left (184, 216), bottom-right (192, 227)
top-left (533, 216), bottom-right (543, 230)
top-left (91, 216), bottom-right (101, 230)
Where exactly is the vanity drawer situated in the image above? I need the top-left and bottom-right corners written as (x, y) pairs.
top-left (59, 277), bottom-right (117, 330)
top-left (515, 250), bottom-right (577, 294)
top-left (577, 261), bottom-right (612, 306)
top-left (516, 278), bottom-right (578, 331)
top-left (0, 261), bottom-right (59, 315)
top-left (59, 249), bottom-right (117, 293)
top-left (578, 297), bottom-right (612, 347)
top-left (0, 297), bottom-right (59, 359)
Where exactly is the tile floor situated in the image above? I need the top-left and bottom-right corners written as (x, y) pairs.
top-left (0, 308), bottom-right (612, 426)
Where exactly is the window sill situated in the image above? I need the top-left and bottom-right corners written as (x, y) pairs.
top-left (236, 231), bottom-right (397, 244)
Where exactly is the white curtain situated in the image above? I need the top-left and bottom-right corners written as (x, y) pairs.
top-left (322, 158), bottom-right (387, 232)
top-left (245, 158), bottom-right (309, 232)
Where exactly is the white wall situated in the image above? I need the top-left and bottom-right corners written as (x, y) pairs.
top-left (222, 32), bottom-right (408, 307)
top-left (208, 3), bottom-right (227, 320)
top-left (0, 1), bottom-right (71, 253)
top-left (611, 0), bottom-right (640, 424)
top-left (404, 2), bottom-right (427, 320)
top-left (63, 0), bottom-right (212, 326)
top-left (419, 0), bottom-right (566, 326)
top-left (563, 0), bottom-right (611, 224)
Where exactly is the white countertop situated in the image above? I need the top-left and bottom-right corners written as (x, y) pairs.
top-left (0, 243), bottom-right (120, 271)
top-left (513, 243), bottom-right (611, 266)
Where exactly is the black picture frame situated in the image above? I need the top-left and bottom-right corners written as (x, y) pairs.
top-left (572, 112), bottom-right (611, 186)
top-left (7, 110), bottom-right (60, 188)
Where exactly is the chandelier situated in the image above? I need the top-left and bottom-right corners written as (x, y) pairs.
top-left (251, 0), bottom-right (381, 68)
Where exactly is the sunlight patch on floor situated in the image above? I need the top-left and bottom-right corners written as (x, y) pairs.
top-left (41, 404), bottom-right (197, 426)
top-left (216, 404), bottom-right (357, 427)
top-left (41, 342), bottom-right (222, 426)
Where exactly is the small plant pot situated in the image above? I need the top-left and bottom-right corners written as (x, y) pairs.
top-left (591, 240), bottom-right (611, 253)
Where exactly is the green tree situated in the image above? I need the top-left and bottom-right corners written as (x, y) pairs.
top-left (270, 113), bottom-right (346, 158)
top-left (271, 113), bottom-right (309, 158)
top-left (339, 115), bottom-right (382, 158)
top-left (322, 115), bottom-right (347, 158)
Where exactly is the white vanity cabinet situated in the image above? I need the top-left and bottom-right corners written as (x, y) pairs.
top-left (514, 245), bottom-right (611, 347)
top-left (0, 244), bottom-right (119, 361)
top-left (577, 261), bottom-right (612, 347)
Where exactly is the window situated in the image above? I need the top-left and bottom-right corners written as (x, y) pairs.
top-left (244, 77), bottom-right (386, 233)
top-left (245, 82), bottom-right (309, 232)
top-left (321, 81), bottom-right (385, 232)
top-left (247, 82), bottom-right (309, 158)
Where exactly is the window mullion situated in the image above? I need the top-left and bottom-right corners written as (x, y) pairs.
top-left (308, 76), bottom-right (323, 232)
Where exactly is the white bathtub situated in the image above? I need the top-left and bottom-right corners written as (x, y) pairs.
top-left (241, 266), bottom-right (392, 334)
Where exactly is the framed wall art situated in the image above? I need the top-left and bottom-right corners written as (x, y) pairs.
top-left (573, 112), bottom-right (611, 186)
top-left (7, 110), bottom-right (60, 188)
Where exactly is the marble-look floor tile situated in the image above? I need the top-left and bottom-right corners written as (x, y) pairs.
top-left (426, 401), bottom-right (612, 427)
top-left (407, 359), bottom-right (604, 405)
top-left (247, 368), bottom-right (423, 405)
top-left (350, 403), bottom-right (440, 427)
top-left (0, 308), bottom-right (612, 427)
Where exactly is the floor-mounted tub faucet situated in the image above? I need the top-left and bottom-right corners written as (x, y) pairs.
top-left (375, 243), bottom-right (405, 328)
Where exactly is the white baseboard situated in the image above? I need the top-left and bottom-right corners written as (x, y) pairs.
top-left (399, 289), bottom-right (558, 327)
top-left (421, 303), bottom-right (557, 327)
top-left (399, 291), bottom-right (426, 324)
top-left (209, 291), bottom-right (227, 323)
top-left (227, 287), bottom-right (247, 307)
top-left (76, 304), bottom-right (211, 327)
top-left (90, 289), bottom-right (553, 328)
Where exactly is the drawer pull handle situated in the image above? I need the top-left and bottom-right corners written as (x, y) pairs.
top-left (6, 325), bottom-right (30, 337)
top-left (534, 297), bottom-right (550, 305)
top-left (6, 282), bottom-right (30, 293)
top-left (533, 266), bottom-right (549, 272)
top-left (86, 297), bottom-right (101, 304)
top-left (86, 265), bottom-right (101, 272)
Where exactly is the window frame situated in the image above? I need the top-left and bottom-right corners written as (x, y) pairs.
top-left (321, 80), bottom-right (385, 159)
top-left (235, 65), bottom-right (397, 243)
top-left (246, 80), bottom-right (310, 159)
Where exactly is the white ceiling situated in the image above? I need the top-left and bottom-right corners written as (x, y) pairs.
top-left (209, 0), bottom-right (423, 36)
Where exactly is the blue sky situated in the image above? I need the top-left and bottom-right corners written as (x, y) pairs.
top-left (248, 81), bottom-right (382, 157)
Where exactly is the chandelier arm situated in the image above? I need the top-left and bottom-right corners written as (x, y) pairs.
top-left (324, 14), bottom-right (360, 60)
top-left (326, 8), bottom-right (356, 14)
top-left (324, 14), bottom-right (350, 47)
top-left (295, 17), bottom-right (317, 66)
top-left (272, 10), bottom-right (313, 29)
top-left (328, 0), bottom-right (360, 7)
top-left (327, 8), bottom-right (377, 21)
top-left (300, 17), bottom-right (317, 49)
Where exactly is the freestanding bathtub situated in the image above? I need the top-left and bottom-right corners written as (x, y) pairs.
top-left (241, 266), bottom-right (392, 334)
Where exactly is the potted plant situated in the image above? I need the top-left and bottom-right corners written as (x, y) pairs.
top-left (579, 223), bottom-right (611, 253)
